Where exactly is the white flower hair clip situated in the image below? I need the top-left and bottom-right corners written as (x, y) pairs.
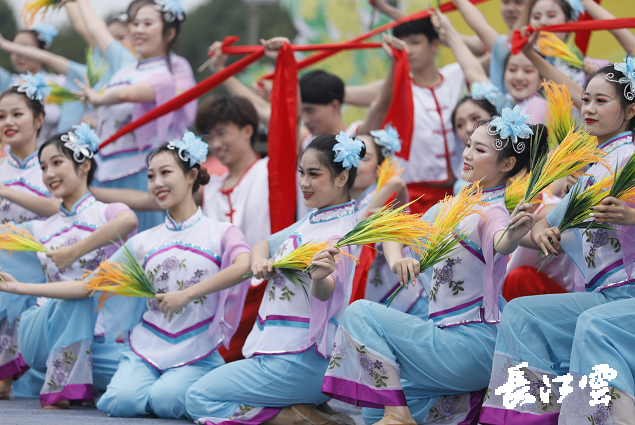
top-left (608, 54), bottom-right (635, 101)
top-left (333, 131), bottom-right (365, 170)
top-left (15, 72), bottom-right (51, 104)
top-left (31, 23), bottom-right (58, 50)
top-left (154, 0), bottom-right (185, 22)
top-left (487, 106), bottom-right (533, 154)
top-left (62, 123), bottom-right (100, 163)
top-left (370, 124), bottom-right (402, 158)
top-left (167, 131), bottom-right (208, 167)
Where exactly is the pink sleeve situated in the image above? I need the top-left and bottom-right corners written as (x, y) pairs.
top-left (133, 72), bottom-right (176, 146)
top-left (220, 225), bottom-right (251, 270)
top-left (524, 97), bottom-right (548, 125)
top-left (170, 55), bottom-right (198, 134)
top-left (478, 205), bottom-right (510, 323)
top-left (104, 202), bottom-right (133, 221)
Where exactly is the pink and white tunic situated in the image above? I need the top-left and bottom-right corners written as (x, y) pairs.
top-left (0, 150), bottom-right (49, 223)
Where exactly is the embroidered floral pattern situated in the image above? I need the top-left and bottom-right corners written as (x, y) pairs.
top-left (0, 334), bottom-right (17, 355)
top-left (148, 287), bottom-right (168, 314)
top-left (48, 349), bottom-right (77, 390)
top-left (228, 404), bottom-right (254, 420)
top-left (79, 248), bottom-right (105, 271)
top-left (86, 346), bottom-right (93, 370)
top-left (429, 258), bottom-right (464, 302)
top-left (268, 272), bottom-right (296, 302)
top-left (587, 387), bottom-right (621, 425)
top-left (585, 229), bottom-right (621, 268)
top-left (356, 345), bottom-right (388, 388)
top-left (177, 269), bottom-right (209, 307)
top-left (429, 395), bottom-right (461, 419)
top-left (329, 342), bottom-right (345, 370)
top-left (147, 256), bottom-right (186, 282)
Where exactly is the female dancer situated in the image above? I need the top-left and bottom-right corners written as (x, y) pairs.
top-left (479, 60), bottom-right (635, 424)
top-left (93, 133), bottom-right (252, 419)
top-left (184, 133), bottom-right (362, 425)
top-left (0, 124), bottom-right (138, 406)
top-left (323, 109), bottom-right (548, 425)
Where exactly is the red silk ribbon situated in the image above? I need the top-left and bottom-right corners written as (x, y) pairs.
top-left (382, 46), bottom-right (414, 161)
top-left (511, 17), bottom-right (635, 55)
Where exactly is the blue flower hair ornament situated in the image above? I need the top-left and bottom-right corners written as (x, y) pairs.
top-left (470, 81), bottom-right (503, 107)
top-left (333, 131), bottom-right (365, 170)
top-left (167, 131), bottom-right (208, 167)
top-left (564, 0), bottom-right (585, 21)
top-left (609, 54), bottom-right (635, 101)
top-left (154, 0), bottom-right (184, 22)
top-left (62, 123), bottom-right (100, 163)
top-left (370, 124), bottom-right (402, 158)
top-left (31, 23), bottom-right (58, 49)
top-left (16, 72), bottom-right (51, 104)
top-left (487, 106), bottom-right (533, 154)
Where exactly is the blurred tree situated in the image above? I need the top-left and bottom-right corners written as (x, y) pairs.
top-left (0, 0), bottom-right (17, 72)
top-left (178, 0), bottom-right (297, 91)
top-left (50, 26), bottom-right (88, 66)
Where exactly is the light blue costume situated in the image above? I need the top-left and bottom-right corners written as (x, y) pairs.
top-left (96, 208), bottom-right (250, 419)
top-left (480, 132), bottom-right (635, 425)
top-left (324, 185), bottom-right (510, 424)
top-left (186, 201), bottom-right (357, 425)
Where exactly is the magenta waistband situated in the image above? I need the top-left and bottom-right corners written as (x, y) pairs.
top-left (429, 296), bottom-right (484, 319)
top-left (479, 406), bottom-right (559, 425)
top-left (322, 375), bottom-right (406, 409)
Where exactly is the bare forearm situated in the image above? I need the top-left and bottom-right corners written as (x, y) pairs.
top-left (384, 241), bottom-right (405, 265)
top-left (66, 2), bottom-right (94, 47)
top-left (462, 34), bottom-right (486, 56)
top-left (358, 63), bottom-right (395, 133)
top-left (91, 187), bottom-right (161, 211)
top-left (583, 0), bottom-right (635, 54)
top-left (310, 275), bottom-right (335, 301)
top-left (375, 3), bottom-right (405, 20)
top-left (224, 77), bottom-right (271, 125)
top-left (72, 211), bottom-right (138, 258)
top-left (0, 40), bottom-right (69, 74)
top-left (76, 0), bottom-right (115, 55)
top-left (250, 239), bottom-right (271, 265)
top-left (445, 25), bottom-right (489, 85)
top-left (91, 83), bottom-right (155, 106)
top-left (10, 280), bottom-right (89, 299)
top-left (453, 0), bottom-right (500, 50)
top-left (524, 48), bottom-right (583, 109)
top-left (182, 253), bottom-right (251, 300)
top-left (0, 187), bottom-right (60, 217)
top-left (344, 80), bottom-right (384, 107)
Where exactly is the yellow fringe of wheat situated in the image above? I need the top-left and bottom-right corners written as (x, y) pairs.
top-left (505, 173), bottom-right (540, 213)
top-left (541, 81), bottom-right (576, 148)
top-left (83, 262), bottom-right (151, 310)
top-left (375, 158), bottom-right (404, 196)
top-left (536, 32), bottom-right (584, 69)
top-left (21, 0), bottom-right (57, 27)
top-left (0, 223), bottom-right (47, 253)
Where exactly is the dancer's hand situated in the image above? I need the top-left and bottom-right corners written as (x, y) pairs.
top-left (155, 291), bottom-right (190, 322)
top-left (47, 246), bottom-right (78, 271)
top-left (251, 258), bottom-right (275, 280)
top-left (310, 247), bottom-right (339, 282)
top-left (591, 197), bottom-right (635, 226)
top-left (390, 257), bottom-right (419, 288)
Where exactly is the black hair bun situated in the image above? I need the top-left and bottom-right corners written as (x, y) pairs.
top-left (359, 140), bottom-right (367, 160)
top-left (198, 166), bottom-right (211, 186)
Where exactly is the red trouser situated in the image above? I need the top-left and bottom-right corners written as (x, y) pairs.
top-left (406, 183), bottom-right (453, 215)
top-left (502, 266), bottom-right (568, 301)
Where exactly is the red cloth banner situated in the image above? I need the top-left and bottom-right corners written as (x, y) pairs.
top-left (573, 0), bottom-right (602, 55)
top-left (511, 17), bottom-right (635, 55)
top-left (382, 47), bottom-right (414, 161)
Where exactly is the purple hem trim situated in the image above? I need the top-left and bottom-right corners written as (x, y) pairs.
top-left (248, 346), bottom-right (313, 357)
top-left (145, 244), bottom-right (221, 268)
top-left (203, 407), bottom-right (281, 425)
top-left (380, 283), bottom-right (401, 304)
top-left (142, 314), bottom-right (215, 339)
top-left (40, 224), bottom-right (96, 244)
top-left (458, 240), bottom-right (485, 263)
top-left (587, 259), bottom-right (623, 289)
top-left (458, 389), bottom-right (486, 425)
top-left (129, 333), bottom-right (221, 371)
top-left (0, 354), bottom-right (29, 380)
top-left (40, 383), bottom-right (93, 406)
top-left (429, 297), bottom-right (483, 319)
top-left (479, 406), bottom-right (559, 425)
top-left (322, 376), bottom-right (406, 409)
top-left (599, 278), bottom-right (635, 292)
top-left (257, 314), bottom-right (310, 325)
top-left (598, 133), bottom-right (631, 150)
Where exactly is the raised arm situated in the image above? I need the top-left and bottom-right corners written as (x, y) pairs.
top-left (582, 0), bottom-right (635, 55)
top-left (65, 1), bottom-right (94, 47)
top-left (452, 0), bottom-right (502, 51)
top-left (344, 80), bottom-right (384, 108)
top-left (0, 185), bottom-right (61, 217)
top-left (91, 187), bottom-right (161, 211)
top-left (369, 0), bottom-right (406, 20)
top-left (75, 0), bottom-right (116, 56)
top-left (434, 12), bottom-right (489, 85)
top-left (0, 33), bottom-right (69, 75)
top-left (75, 79), bottom-right (156, 106)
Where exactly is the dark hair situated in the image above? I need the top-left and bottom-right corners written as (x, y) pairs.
top-left (299, 70), bottom-right (345, 105)
top-left (13, 30), bottom-right (47, 50)
top-left (107, 12), bottom-right (129, 26)
top-left (302, 134), bottom-right (366, 191)
top-left (585, 65), bottom-right (635, 133)
top-left (529, 0), bottom-right (575, 22)
top-left (146, 144), bottom-right (210, 193)
top-left (195, 96), bottom-right (259, 145)
top-left (451, 96), bottom-right (498, 135)
top-left (392, 17), bottom-right (439, 43)
top-left (358, 133), bottom-right (387, 166)
top-left (131, 0), bottom-right (184, 70)
top-left (0, 87), bottom-right (46, 136)
top-left (38, 134), bottom-right (98, 186)
top-left (475, 120), bottom-right (549, 178)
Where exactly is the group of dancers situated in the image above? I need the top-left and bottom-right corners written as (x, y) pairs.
top-left (0, 0), bottom-right (633, 424)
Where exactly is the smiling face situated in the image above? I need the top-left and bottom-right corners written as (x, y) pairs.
top-left (11, 32), bottom-right (43, 74)
top-left (530, 0), bottom-right (569, 40)
top-left (398, 33), bottom-right (437, 74)
top-left (207, 121), bottom-right (253, 167)
top-left (352, 135), bottom-right (380, 192)
top-left (453, 100), bottom-right (494, 145)
top-left (147, 151), bottom-right (195, 210)
top-left (504, 53), bottom-right (541, 103)
top-left (582, 75), bottom-right (634, 140)
top-left (40, 144), bottom-right (90, 200)
top-left (461, 125), bottom-right (515, 187)
top-left (500, 0), bottom-right (528, 30)
top-left (131, 5), bottom-right (171, 60)
top-left (298, 149), bottom-right (349, 209)
top-left (0, 94), bottom-right (42, 151)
